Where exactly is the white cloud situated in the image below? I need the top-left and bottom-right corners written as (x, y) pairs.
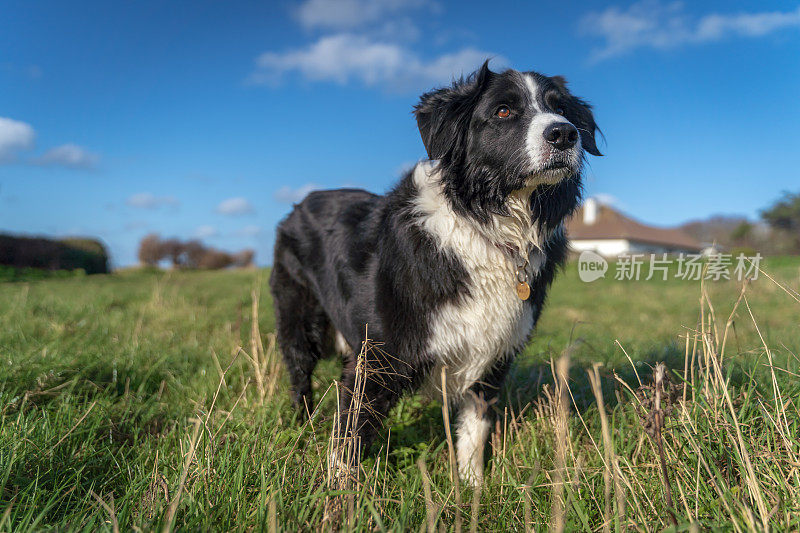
top-left (581, 2), bottom-right (800, 60)
top-left (216, 197), bottom-right (255, 215)
top-left (274, 183), bottom-right (320, 204)
top-left (295, 0), bottom-right (429, 30)
top-left (0, 118), bottom-right (99, 169)
top-left (0, 117), bottom-right (35, 162)
top-left (194, 225), bottom-right (219, 239)
top-left (36, 143), bottom-right (100, 169)
top-left (249, 34), bottom-right (502, 91)
top-left (372, 18), bottom-right (421, 42)
top-left (126, 193), bottom-right (180, 210)
top-left (236, 225), bottom-right (262, 237)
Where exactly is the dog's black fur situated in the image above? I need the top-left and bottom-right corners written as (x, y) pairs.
top-left (270, 62), bottom-right (600, 475)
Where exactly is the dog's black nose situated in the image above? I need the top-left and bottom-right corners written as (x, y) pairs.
top-left (543, 123), bottom-right (578, 150)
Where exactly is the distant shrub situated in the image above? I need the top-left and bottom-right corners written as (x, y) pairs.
top-left (59, 238), bottom-right (109, 274)
top-left (232, 249), bottom-right (255, 268)
top-left (135, 234), bottom-right (255, 270)
top-left (182, 240), bottom-right (206, 269)
top-left (198, 250), bottom-right (234, 269)
top-left (0, 234), bottom-right (109, 275)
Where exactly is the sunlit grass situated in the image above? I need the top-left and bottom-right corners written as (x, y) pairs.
top-left (0, 258), bottom-right (798, 531)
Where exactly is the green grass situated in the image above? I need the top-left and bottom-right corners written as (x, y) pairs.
top-left (0, 259), bottom-right (799, 531)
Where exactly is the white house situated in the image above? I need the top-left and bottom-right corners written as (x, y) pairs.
top-left (567, 198), bottom-right (702, 257)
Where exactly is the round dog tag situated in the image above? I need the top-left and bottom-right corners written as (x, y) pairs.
top-left (516, 281), bottom-right (530, 300)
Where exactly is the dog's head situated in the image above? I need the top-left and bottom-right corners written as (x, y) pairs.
top-left (414, 62), bottom-right (601, 221)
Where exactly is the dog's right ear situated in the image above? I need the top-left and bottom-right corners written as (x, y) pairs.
top-left (414, 61), bottom-right (493, 160)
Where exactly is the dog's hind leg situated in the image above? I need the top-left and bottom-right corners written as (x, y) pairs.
top-left (270, 263), bottom-right (331, 419)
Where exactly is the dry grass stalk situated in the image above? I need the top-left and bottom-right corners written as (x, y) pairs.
top-left (522, 479), bottom-right (533, 533)
top-left (501, 407), bottom-right (508, 497)
top-left (698, 283), bottom-right (770, 528)
top-left (382, 429), bottom-right (391, 496)
top-left (744, 294), bottom-right (797, 464)
top-left (162, 417), bottom-right (202, 533)
top-left (324, 327), bottom-right (373, 529)
top-left (522, 462), bottom-right (540, 533)
top-left (88, 490), bottom-right (120, 533)
top-left (682, 331), bottom-right (691, 404)
top-left (262, 333), bottom-right (281, 399)
top-left (249, 287), bottom-right (264, 400)
top-left (203, 347), bottom-right (241, 434)
top-left (417, 457), bottom-right (437, 533)
top-left (322, 381), bottom-right (346, 529)
top-left (212, 377), bottom-right (250, 440)
top-left (245, 283), bottom-right (282, 404)
top-left (267, 493), bottom-right (277, 533)
top-left (750, 259), bottom-right (800, 303)
top-left (628, 358), bottom-right (683, 528)
top-left (587, 364), bottom-right (625, 530)
top-left (50, 400), bottom-right (97, 452)
top-left (703, 336), bottom-right (769, 528)
top-left (440, 366), bottom-right (463, 533)
top-left (680, 410), bottom-right (743, 533)
top-left (652, 363), bottom-right (677, 526)
top-left (209, 348), bottom-right (226, 388)
top-left (549, 353), bottom-right (570, 533)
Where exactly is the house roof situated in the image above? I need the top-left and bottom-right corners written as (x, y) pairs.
top-left (566, 202), bottom-right (702, 251)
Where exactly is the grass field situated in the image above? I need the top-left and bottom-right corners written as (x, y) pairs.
top-left (1, 257), bottom-right (799, 531)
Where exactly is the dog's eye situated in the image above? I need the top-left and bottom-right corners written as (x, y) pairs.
top-left (495, 106), bottom-right (511, 118)
top-left (555, 106), bottom-right (565, 115)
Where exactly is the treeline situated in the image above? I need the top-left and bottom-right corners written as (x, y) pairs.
top-left (137, 234), bottom-right (255, 269)
top-left (681, 191), bottom-right (800, 255)
top-left (0, 234), bottom-right (109, 274)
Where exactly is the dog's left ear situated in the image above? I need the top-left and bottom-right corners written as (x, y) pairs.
top-left (414, 61), bottom-right (493, 160)
top-left (551, 75), bottom-right (602, 156)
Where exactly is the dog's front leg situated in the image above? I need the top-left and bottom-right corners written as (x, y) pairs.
top-left (455, 359), bottom-right (511, 486)
top-left (456, 390), bottom-right (492, 487)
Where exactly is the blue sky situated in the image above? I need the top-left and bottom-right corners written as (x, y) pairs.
top-left (2, 0), bottom-right (799, 267)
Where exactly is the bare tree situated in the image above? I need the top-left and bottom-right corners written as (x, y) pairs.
top-left (159, 238), bottom-right (184, 268)
top-left (138, 234), bottom-right (162, 266)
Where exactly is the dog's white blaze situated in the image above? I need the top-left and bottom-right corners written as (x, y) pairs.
top-left (456, 393), bottom-right (492, 486)
top-left (411, 161), bottom-right (542, 401)
top-left (523, 74), bottom-right (542, 113)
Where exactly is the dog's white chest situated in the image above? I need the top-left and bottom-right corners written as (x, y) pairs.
top-left (411, 162), bottom-right (543, 399)
top-left (424, 249), bottom-right (537, 399)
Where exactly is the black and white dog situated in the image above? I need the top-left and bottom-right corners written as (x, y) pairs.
top-left (270, 62), bottom-right (600, 485)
